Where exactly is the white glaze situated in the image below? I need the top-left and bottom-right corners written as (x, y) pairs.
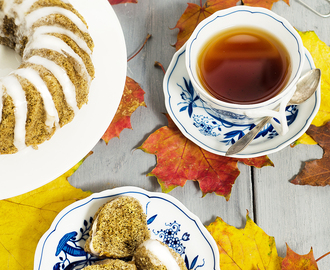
top-left (13, 68), bottom-right (60, 130)
top-left (89, 213), bottom-right (100, 256)
top-left (142, 239), bottom-right (181, 270)
top-left (26, 55), bottom-right (79, 114)
top-left (25, 6), bottom-right (88, 33)
top-left (24, 34), bottom-right (91, 83)
top-left (33, 26), bottom-right (92, 55)
top-left (2, 75), bottom-right (27, 150)
top-left (0, 84), bottom-right (3, 123)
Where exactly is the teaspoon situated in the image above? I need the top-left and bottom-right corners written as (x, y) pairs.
top-left (225, 68), bottom-right (321, 156)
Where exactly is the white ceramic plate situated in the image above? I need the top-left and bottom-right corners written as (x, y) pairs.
top-left (34, 187), bottom-right (220, 270)
top-left (163, 44), bottom-right (320, 158)
top-left (0, 0), bottom-right (127, 199)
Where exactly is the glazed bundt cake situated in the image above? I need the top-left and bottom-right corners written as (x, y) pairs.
top-left (0, 0), bottom-right (94, 154)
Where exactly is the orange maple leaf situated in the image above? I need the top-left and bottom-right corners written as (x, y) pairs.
top-left (102, 76), bottom-right (146, 144)
top-left (172, 0), bottom-right (238, 51)
top-left (282, 244), bottom-right (318, 270)
top-left (139, 114), bottom-right (273, 200)
top-left (242, 0), bottom-right (290, 9)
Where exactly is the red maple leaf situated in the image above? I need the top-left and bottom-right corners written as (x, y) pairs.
top-left (172, 0), bottom-right (238, 51)
top-left (139, 114), bottom-right (273, 200)
top-left (109, 0), bottom-right (137, 5)
top-left (102, 77), bottom-right (146, 144)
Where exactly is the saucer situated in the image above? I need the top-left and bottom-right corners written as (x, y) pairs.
top-left (163, 44), bottom-right (320, 158)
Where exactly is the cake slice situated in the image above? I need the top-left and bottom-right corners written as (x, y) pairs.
top-left (134, 239), bottom-right (188, 270)
top-left (82, 259), bottom-right (136, 270)
top-left (84, 196), bottom-right (150, 258)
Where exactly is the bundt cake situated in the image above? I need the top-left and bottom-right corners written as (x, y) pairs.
top-left (0, 0), bottom-right (94, 154)
top-left (84, 196), bottom-right (150, 258)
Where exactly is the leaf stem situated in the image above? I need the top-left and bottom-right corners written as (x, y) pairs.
top-left (200, 0), bottom-right (203, 7)
top-left (154, 61), bottom-right (166, 74)
top-left (127, 34), bottom-right (152, 62)
top-left (316, 251), bottom-right (330, 262)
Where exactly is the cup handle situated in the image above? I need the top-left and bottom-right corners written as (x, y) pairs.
top-left (244, 87), bottom-right (296, 136)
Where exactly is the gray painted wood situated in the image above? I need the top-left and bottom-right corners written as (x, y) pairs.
top-left (69, 0), bottom-right (330, 268)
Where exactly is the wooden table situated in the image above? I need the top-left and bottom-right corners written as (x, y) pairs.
top-left (69, 0), bottom-right (330, 268)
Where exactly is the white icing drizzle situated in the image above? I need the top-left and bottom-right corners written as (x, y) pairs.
top-left (2, 75), bottom-right (27, 150)
top-left (13, 68), bottom-right (59, 130)
top-left (24, 34), bottom-right (91, 84)
top-left (26, 55), bottom-right (79, 114)
top-left (25, 6), bottom-right (88, 34)
top-left (89, 213), bottom-right (100, 256)
top-left (142, 240), bottom-right (181, 270)
top-left (33, 25), bottom-right (92, 56)
top-left (0, 84), bottom-right (3, 122)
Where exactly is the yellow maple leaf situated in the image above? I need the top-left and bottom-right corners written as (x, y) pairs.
top-left (0, 152), bottom-right (92, 270)
top-left (299, 31), bottom-right (330, 127)
top-left (294, 30), bottom-right (330, 145)
top-left (206, 213), bottom-right (282, 270)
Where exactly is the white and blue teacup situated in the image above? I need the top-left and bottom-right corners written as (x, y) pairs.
top-left (185, 6), bottom-right (305, 135)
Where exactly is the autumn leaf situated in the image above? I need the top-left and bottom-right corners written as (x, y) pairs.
top-left (109, 0), bottom-right (137, 5)
top-left (0, 153), bottom-right (92, 270)
top-left (206, 213), bottom-right (282, 269)
top-left (298, 31), bottom-right (330, 127)
top-left (172, 0), bottom-right (238, 51)
top-left (242, 0), bottom-right (290, 9)
top-left (282, 244), bottom-right (318, 270)
top-left (291, 122), bottom-right (330, 186)
top-left (102, 76), bottom-right (146, 144)
top-left (139, 114), bottom-right (273, 200)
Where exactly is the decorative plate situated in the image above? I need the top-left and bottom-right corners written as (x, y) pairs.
top-left (34, 187), bottom-right (220, 270)
top-left (0, 0), bottom-right (127, 199)
top-left (163, 44), bottom-right (320, 158)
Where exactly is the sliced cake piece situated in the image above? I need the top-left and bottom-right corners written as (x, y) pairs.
top-left (134, 239), bottom-right (188, 270)
top-left (84, 196), bottom-right (150, 258)
top-left (82, 259), bottom-right (137, 270)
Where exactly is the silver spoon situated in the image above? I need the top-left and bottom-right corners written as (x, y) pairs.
top-left (225, 68), bottom-right (321, 156)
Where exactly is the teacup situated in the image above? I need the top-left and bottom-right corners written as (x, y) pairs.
top-left (185, 6), bottom-right (305, 135)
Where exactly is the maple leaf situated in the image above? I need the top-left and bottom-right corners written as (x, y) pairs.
top-left (0, 153), bottom-right (92, 270)
top-left (102, 76), bottom-right (146, 144)
top-left (172, 0), bottom-right (238, 51)
top-left (206, 213), bottom-right (282, 269)
top-left (282, 244), bottom-right (318, 270)
top-left (109, 0), bottom-right (137, 5)
top-left (139, 114), bottom-right (273, 200)
top-left (298, 31), bottom-right (330, 127)
top-left (242, 0), bottom-right (290, 9)
top-left (291, 122), bottom-right (330, 186)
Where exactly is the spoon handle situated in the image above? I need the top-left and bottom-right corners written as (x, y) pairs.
top-left (226, 116), bottom-right (272, 156)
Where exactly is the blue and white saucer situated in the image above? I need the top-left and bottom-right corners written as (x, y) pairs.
top-left (163, 44), bottom-right (320, 158)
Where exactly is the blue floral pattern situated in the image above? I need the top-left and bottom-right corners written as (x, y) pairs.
top-left (176, 77), bottom-right (299, 145)
top-left (147, 205), bottom-right (205, 270)
top-left (53, 217), bottom-right (97, 270)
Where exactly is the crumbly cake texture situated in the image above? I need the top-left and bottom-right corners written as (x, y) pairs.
top-left (134, 240), bottom-right (188, 270)
top-left (82, 259), bottom-right (137, 270)
top-left (0, 0), bottom-right (94, 154)
top-left (84, 196), bottom-right (150, 258)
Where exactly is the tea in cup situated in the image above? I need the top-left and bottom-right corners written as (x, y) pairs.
top-left (185, 6), bottom-right (305, 135)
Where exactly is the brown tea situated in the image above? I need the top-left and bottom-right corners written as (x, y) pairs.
top-left (197, 27), bottom-right (291, 104)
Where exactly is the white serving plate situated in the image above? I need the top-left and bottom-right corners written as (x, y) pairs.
top-left (0, 0), bottom-right (127, 199)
